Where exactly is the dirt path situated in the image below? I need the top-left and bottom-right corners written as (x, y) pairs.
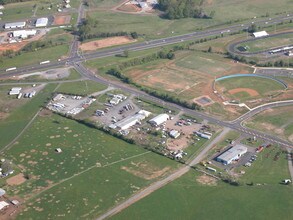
top-left (96, 128), bottom-right (231, 220)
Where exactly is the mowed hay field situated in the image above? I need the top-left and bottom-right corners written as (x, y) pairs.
top-left (3, 114), bottom-right (180, 219)
top-left (112, 149), bottom-right (293, 220)
top-left (216, 76), bottom-right (285, 102)
top-left (87, 0), bottom-right (292, 39)
top-left (238, 33), bottom-right (293, 53)
top-left (124, 51), bottom-right (252, 101)
top-left (244, 106), bottom-right (293, 143)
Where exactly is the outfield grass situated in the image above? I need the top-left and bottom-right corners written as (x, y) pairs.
top-left (112, 167), bottom-right (293, 220)
top-left (0, 83), bottom-right (58, 150)
top-left (56, 80), bottom-right (107, 95)
top-left (244, 106), bottom-right (293, 142)
top-left (2, 113), bottom-right (180, 219)
top-left (238, 33), bottom-right (293, 53)
top-left (216, 76), bottom-right (285, 102)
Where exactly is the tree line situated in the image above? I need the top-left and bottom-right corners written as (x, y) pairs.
top-left (158, 0), bottom-right (214, 19)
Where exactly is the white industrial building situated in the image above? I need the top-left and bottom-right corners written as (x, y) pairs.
top-left (35, 17), bottom-right (48, 27)
top-left (9, 87), bottom-right (22, 95)
top-left (0, 201), bottom-right (9, 211)
top-left (252, 31), bottom-right (269, 38)
top-left (113, 110), bottom-right (151, 130)
top-left (5, 21), bottom-right (26, 29)
top-left (217, 145), bottom-right (247, 165)
top-left (169, 130), bottom-right (180, 139)
top-left (13, 30), bottom-right (37, 39)
top-left (149, 113), bottom-right (169, 126)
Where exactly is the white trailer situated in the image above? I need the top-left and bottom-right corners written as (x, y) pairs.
top-left (40, 60), bottom-right (50, 65)
top-left (6, 67), bottom-right (16, 72)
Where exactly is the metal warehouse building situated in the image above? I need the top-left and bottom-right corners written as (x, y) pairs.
top-left (217, 145), bottom-right (247, 165)
top-left (35, 17), bottom-right (48, 27)
top-left (252, 31), bottom-right (269, 38)
top-left (149, 113), bottom-right (169, 126)
top-left (4, 21), bottom-right (26, 29)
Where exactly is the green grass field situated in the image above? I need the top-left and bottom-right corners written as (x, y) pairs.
top-left (0, 45), bottom-right (69, 69)
top-left (56, 80), bottom-right (108, 95)
top-left (0, 83), bottom-right (58, 150)
top-left (238, 33), bottom-right (293, 53)
top-left (85, 0), bottom-right (292, 40)
top-left (2, 113), bottom-right (180, 219)
top-left (216, 76), bottom-right (285, 102)
top-left (244, 106), bottom-right (293, 142)
top-left (111, 152), bottom-right (293, 220)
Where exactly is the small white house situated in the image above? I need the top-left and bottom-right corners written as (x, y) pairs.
top-left (169, 130), bottom-right (180, 139)
top-left (55, 148), bottom-right (62, 153)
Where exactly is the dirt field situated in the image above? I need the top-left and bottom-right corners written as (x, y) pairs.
top-left (80, 36), bottom-right (136, 51)
top-left (196, 174), bottom-right (218, 186)
top-left (0, 30), bottom-right (47, 53)
top-left (229, 88), bottom-right (259, 97)
top-left (6, 173), bottom-right (27, 186)
top-left (53, 15), bottom-right (71, 25)
top-left (117, 3), bottom-right (141, 13)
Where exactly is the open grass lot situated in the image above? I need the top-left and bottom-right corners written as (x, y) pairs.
top-left (238, 33), bottom-right (293, 53)
top-left (216, 76), bottom-right (285, 102)
top-left (235, 145), bottom-right (290, 184)
top-left (244, 106), bottom-right (293, 143)
top-left (86, 0), bottom-right (292, 40)
top-left (0, 0), bottom-right (80, 21)
top-left (112, 168), bottom-right (293, 220)
top-left (2, 114), bottom-right (180, 219)
top-left (0, 83), bottom-right (57, 150)
top-left (175, 51), bottom-right (253, 76)
top-left (0, 45), bottom-right (69, 69)
top-left (56, 80), bottom-right (108, 95)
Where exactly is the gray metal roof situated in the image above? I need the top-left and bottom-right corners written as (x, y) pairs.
top-left (217, 145), bottom-right (247, 162)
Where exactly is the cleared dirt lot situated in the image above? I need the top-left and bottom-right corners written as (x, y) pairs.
top-left (6, 173), bottom-right (27, 186)
top-left (80, 36), bottom-right (136, 51)
top-left (53, 15), bottom-right (71, 25)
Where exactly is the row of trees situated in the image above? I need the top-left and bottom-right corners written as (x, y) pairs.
top-left (158, 0), bottom-right (214, 19)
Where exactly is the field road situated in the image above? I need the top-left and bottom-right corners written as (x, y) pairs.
top-left (96, 128), bottom-right (231, 220)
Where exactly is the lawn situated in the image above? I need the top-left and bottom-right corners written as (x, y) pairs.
top-left (56, 80), bottom-right (108, 95)
top-left (244, 106), bottom-right (293, 142)
top-left (0, 83), bottom-right (58, 150)
top-left (238, 33), bottom-right (293, 53)
top-left (85, 0), bottom-right (292, 40)
top-left (216, 76), bottom-right (285, 102)
top-left (111, 167), bottom-right (293, 220)
top-left (2, 113), bottom-right (180, 219)
top-left (0, 45), bottom-right (70, 69)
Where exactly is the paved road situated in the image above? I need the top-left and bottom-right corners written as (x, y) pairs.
top-left (1, 14), bottom-right (293, 76)
top-left (96, 127), bottom-right (231, 220)
top-left (227, 31), bottom-right (293, 56)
